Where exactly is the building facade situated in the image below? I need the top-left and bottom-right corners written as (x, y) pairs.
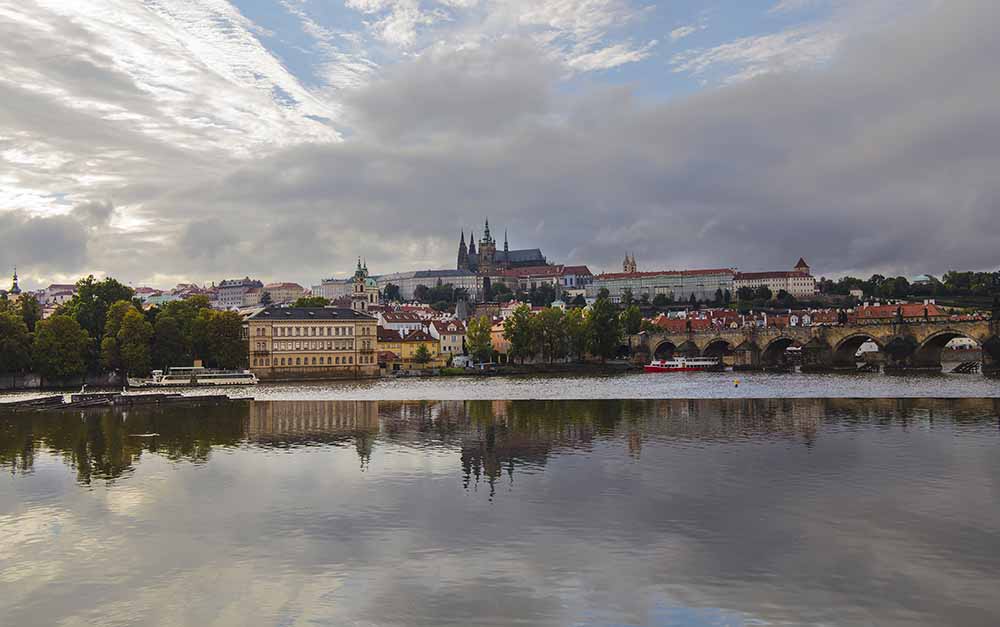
top-left (217, 277), bottom-right (264, 309)
top-left (246, 307), bottom-right (379, 380)
top-left (263, 282), bottom-right (306, 304)
top-left (375, 269), bottom-right (483, 302)
top-left (734, 258), bottom-right (817, 298)
top-left (587, 268), bottom-right (736, 303)
top-left (429, 320), bottom-right (466, 356)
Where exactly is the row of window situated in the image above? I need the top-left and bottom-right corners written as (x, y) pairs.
top-left (255, 325), bottom-right (368, 337)
top-left (251, 354), bottom-right (375, 367)
top-left (270, 340), bottom-right (354, 351)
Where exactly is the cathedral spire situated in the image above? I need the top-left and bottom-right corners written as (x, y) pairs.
top-left (504, 229), bottom-right (509, 253)
top-left (483, 217), bottom-right (491, 242)
top-left (457, 230), bottom-right (469, 270)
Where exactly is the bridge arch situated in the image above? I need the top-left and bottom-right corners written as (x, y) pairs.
top-left (703, 339), bottom-right (734, 358)
top-left (761, 337), bottom-right (799, 368)
top-left (653, 340), bottom-right (677, 360)
top-left (913, 329), bottom-right (981, 368)
top-left (833, 333), bottom-right (884, 366)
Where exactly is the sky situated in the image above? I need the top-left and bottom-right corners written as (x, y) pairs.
top-left (1, 0), bottom-right (999, 290)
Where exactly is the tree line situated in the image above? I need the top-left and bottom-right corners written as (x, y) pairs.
top-left (463, 297), bottom-right (636, 364)
top-left (0, 276), bottom-right (245, 382)
top-left (819, 271), bottom-right (1000, 303)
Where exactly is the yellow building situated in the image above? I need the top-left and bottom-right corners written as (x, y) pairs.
top-left (247, 307), bottom-right (379, 380)
top-left (377, 327), bottom-right (447, 371)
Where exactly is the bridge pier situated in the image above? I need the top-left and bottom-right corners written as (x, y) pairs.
top-left (732, 341), bottom-right (762, 371)
top-left (982, 335), bottom-right (1000, 377)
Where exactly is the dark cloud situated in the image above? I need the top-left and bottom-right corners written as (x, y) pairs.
top-left (0, 210), bottom-right (87, 273)
top-left (5, 0), bottom-right (1000, 287)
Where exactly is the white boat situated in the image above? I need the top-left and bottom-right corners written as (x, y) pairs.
top-left (128, 367), bottom-right (258, 388)
top-left (644, 357), bottom-right (723, 373)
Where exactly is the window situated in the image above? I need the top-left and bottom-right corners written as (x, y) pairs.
top-left (349, 356), bottom-right (353, 364)
top-left (326, 327), bottom-right (331, 336)
top-left (312, 357), bottom-right (317, 365)
top-left (335, 356), bottom-right (340, 365)
top-left (296, 357), bottom-right (301, 365)
top-left (265, 359), bottom-right (269, 366)
top-left (280, 358), bottom-right (285, 365)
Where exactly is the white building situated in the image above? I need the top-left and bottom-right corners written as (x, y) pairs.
top-left (587, 268), bottom-right (736, 303)
top-left (217, 277), bottom-right (264, 309)
top-left (734, 259), bottom-right (817, 298)
top-left (376, 269), bottom-right (484, 302)
top-left (377, 311), bottom-right (427, 335)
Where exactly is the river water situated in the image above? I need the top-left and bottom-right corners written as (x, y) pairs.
top-left (2, 397), bottom-right (999, 626)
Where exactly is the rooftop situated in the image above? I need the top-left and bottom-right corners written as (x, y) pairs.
top-left (595, 268), bottom-right (736, 280)
top-left (247, 307), bottom-right (375, 321)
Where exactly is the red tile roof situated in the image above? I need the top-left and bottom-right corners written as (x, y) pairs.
top-left (856, 303), bottom-right (947, 319)
top-left (735, 271), bottom-right (809, 280)
top-left (378, 328), bottom-right (403, 342)
top-left (401, 329), bottom-right (435, 342)
top-left (430, 320), bottom-right (466, 334)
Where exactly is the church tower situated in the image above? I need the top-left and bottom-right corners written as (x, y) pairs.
top-left (10, 267), bottom-right (21, 296)
top-left (468, 232), bottom-right (477, 270)
top-left (352, 257), bottom-right (368, 312)
top-left (502, 230), bottom-right (510, 270)
top-left (623, 254), bottom-right (637, 274)
top-left (457, 230), bottom-right (468, 270)
top-left (477, 218), bottom-right (497, 275)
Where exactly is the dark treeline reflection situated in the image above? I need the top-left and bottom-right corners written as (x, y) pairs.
top-left (2, 398), bottom-right (998, 485)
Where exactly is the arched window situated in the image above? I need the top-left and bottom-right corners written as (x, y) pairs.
top-left (312, 357), bottom-right (317, 364)
top-left (296, 357), bottom-right (301, 365)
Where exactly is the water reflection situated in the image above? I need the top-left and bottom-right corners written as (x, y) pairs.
top-left (3, 398), bottom-right (998, 486)
top-left (2, 399), bottom-right (1000, 626)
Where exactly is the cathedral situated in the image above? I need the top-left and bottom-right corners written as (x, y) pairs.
top-left (457, 219), bottom-right (546, 274)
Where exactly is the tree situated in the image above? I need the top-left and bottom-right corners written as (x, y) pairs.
top-left (754, 286), bottom-right (773, 301)
top-left (192, 309), bottom-right (246, 369)
top-left (564, 307), bottom-right (589, 361)
top-left (503, 305), bottom-right (536, 364)
top-left (413, 284), bottom-right (430, 303)
top-left (152, 315), bottom-right (188, 368)
top-left (621, 288), bottom-right (634, 306)
top-left (383, 283), bottom-right (401, 302)
top-left (57, 275), bottom-right (134, 342)
top-left (18, 294), bottom-right (42, 332)
top-left (259, 291), bottom-right (272, 305)
top-left (118, 308), bottom-right (153, 376)
top-left (536, 307), bottom-right (568, 363)
top-left (466, 316), bottom-right (494, 363)
top-left (737, 286), bottom-right (756, 302)
top-left (619, 304), bottom-right (642, 335)
top-left (652, 293), bottom-right (670, 308)
top-left (32, 315), bottom-right (90, 380)
top-left (491, 282), bottom-right (513, 302)
top-left (413, 344), bottom-right (431, 364)
top-left (776, 289), bottom-right (796, 307)
top-left (0, 311), bottom-right (32, 375)
top-left (292, 296), bottom-right (330, 307)
top-left (597, 288), bottom-right (610, 300)
top-left (571, 293), bottom-right (587, 307)
top-left (689, 293), bottom-right (698, 307)
top-left (100, 300), bottom-right (136, 374)
top-left (714, 288), bottom-right (724, 307)
top-left (587, 296), bottom-right (621, 362)
top-left (528, 284), bottom-right (557, 307)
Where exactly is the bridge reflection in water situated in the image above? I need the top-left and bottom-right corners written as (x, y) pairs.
top-left (635, 319), bottom-right (1000, 374)
top-left (2, 398), bottom-right (998, 486)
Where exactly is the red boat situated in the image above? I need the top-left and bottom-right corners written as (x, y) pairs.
top-left (644, 357), bottom-right (723, 373)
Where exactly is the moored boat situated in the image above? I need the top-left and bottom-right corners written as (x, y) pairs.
top-left (128, 367), bottom-right (258, 388)
top-left (644, 357), bottom-right (723, 373)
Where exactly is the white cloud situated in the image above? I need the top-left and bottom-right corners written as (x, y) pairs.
top-left (669, 25), bottom-right (699, 42)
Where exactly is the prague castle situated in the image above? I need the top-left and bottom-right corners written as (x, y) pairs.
top-left (457, 219), bottom-right (546, 275)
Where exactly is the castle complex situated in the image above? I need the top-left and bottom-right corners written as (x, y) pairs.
top-left (457, 219), bottom-right (546, 275)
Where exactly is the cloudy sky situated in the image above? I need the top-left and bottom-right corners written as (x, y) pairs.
top-left (1, 0), bottom-right (998, 290)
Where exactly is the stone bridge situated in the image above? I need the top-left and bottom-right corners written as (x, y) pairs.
top-left (631, 319), bottom-right (1000, 375)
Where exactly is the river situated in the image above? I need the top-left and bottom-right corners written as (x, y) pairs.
top-left (1, 397), bottom-right (999, 626)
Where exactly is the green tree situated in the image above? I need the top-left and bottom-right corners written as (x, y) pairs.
top-left (32, 315), bottom-right (90, 380)
top-left (466, 316), bottom-right (494, 363)
top-left (754, 286), bottom-right (773, 301)
top-left (192, 309), bottom-right (246, 369)
top-left (18, 294), bottom-right (42, 332)
top-left (587, 296), bottom-right (621, 362)
top-left (383, 283), bottom-right (401, 302)
top-left (413, 344), bottom-right (431, 364)
top-left (0, 311), bottom-right (32, 375)
top-left (536, 307), bottom-right (568, 362)
top-left (571, 293), bottom-right (587, 307)
top-left (503, 305), bottom-right (536, 364)
top-left (621, 288), bottom-right (634, 306)
top-left (713, 288), bottom-right (724, 307)
top-left (619, 304), bottom-right (642, 335)
top-left (152, 315), bottom-right (188, 368)
top-left (292, 296), bottom-right (330, 307)
top-left (564, 307), bottom-right (589, 361)
top-left (100, 300), bottom-right (136, 374)
top-left (491, 282), bottom-right (513, 302)
top-left (118, 308), bottom-right (153, 376)
top-left (652, 293), bottom-right (670, 308)
top-left (57, 275), bottom-right (134, 342)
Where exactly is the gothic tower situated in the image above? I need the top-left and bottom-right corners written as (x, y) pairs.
top-left (457, 230), bottom-right (468, 270)
top-left (468, 232), bottom-right (477, 270)
top-left (503, 230), bottom-right (510, 270)
top-left (478, 218), bottom-right (497, 275)
top-left (623, 254), bottom-right (637, 274)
